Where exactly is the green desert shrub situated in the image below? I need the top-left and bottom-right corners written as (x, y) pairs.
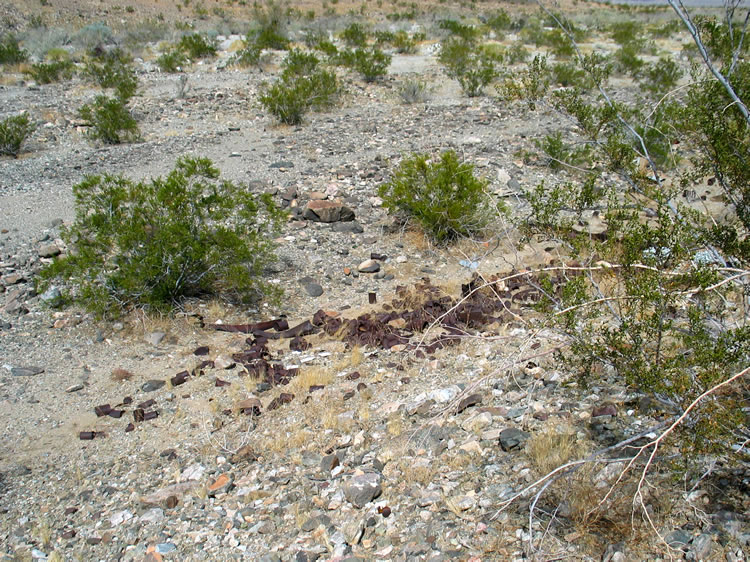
top-left (640, 56), bottom-right (683, 96)
top-left (281, 48), bottom-right (320, 77)
top-left (439, 38), bottom-right (497, 97)
top-left (349, 47), bottom-right (391, 82)
top-left (0, 34), bottom-right (28, 64)
top-left (78, 95), bottom-right (139, 144)
top-left (72, 22), bottom-right (114, 51)
top-left (378, 150), bottom-right (496, 243)
top-left (259, 68), bottom-right (339, 125)
top-left (340, 22), bottom-right (369, 47)
top-left (248, 0), bottom-right (289, 49)
top-left (0, 114), bottom-right (35, 157)
top-left (391, 30), bottom-right (419, 54)
top-left (39, 156), bottom-right (285, 316)
top-left (438, 19), bottom-right (479, 42)
top-left (231, 42), bottom-right (263, 68)
top-left (177, 33), bottom-right (217, 59)
top-left (84, 48), bottom-right (137, 100)
top-left (25, 59), bottom-right (75, 84)
top-left (157, 49), bottom-right (188, 73)
top-left (497, 53), bottom-right (550, 110)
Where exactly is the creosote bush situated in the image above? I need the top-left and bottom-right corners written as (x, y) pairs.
top-left (378, 150), bottom-right (497, 243)
top-left (177, 33), bottom-right (217, 59)
top-left (0, 34), bottom-right (28, 64)
top-left (439, 38), bottom-right (497, 97)
top-left (78, 95), bottom-right (139, 144)
top-left (507, 7), bottom-right (750, 473)
top-left (40, 157), bottom-right (285, 316)
top-left (25, 60), bottom-right (75, 84)
top-left (0, 114), bottom-right (36, 157)
top-left (84, 48), bottom-right (138, 100)
top-left (259, 53), bottom-right (339, 125)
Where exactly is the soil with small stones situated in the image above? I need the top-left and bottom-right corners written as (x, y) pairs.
top-left (1, 5), bottom-right (749, 562)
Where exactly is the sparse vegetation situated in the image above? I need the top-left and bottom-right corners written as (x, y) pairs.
top-left (84, 48), bottom-right (138, 100)
top-left (0, 34), bottom-right (28, 65)
top-left (0, 113), bottom-right (35, 158)
top-left (25, 60), bottom-right (75, 84)
top-left (78, 95), bottom-right (139, 144)
top-left (259, 58), bottom-right (340, 125)
top-left (40, 157), bottom-right (285, 316)
top-left (378, 150), bottom-right (496, 243)
top-left (439, 38), bottom-right (497, 96)
top-left (397, 77), bottom-right (430, 104)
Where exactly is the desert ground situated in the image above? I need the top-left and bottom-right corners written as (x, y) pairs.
top-left (0, 0), bottom-right (748, 560)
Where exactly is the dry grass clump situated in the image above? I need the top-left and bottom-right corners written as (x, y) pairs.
top-left (525, 422), bottom-right (579, 475)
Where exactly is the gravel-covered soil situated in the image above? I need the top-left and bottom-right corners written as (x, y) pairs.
top-left (1, 2), bottom-right (749, 561)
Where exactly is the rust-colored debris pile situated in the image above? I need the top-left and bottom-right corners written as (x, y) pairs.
top-left (79, 271), bottom-right (566, 440)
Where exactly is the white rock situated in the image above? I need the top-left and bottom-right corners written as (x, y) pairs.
top-left (110, 509), bottom-right (133, 526)
top-left (180, 463), bottom-right (206, 482)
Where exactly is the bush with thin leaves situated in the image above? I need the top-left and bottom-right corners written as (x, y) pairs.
top-left (0, 114), bottom-right (35, 158)
top-left (39, 157), bottom-right (285, 316)
top-left (439, 38), bottom-right (497, 97)
top-left (378, 150), bottom-right (497, 243)
top-left (157, 49), bottom-right (188, 73)
top-left (177, 33), bottom-right (217, 59)
top-left (84, 48), bottom-right (137, 100)
top-left (78, 95), bottom-right (139, 144)
top-left (259, 68), bottom-right (339, 125)
top-left (25, 60), bottom-right (75, 84)
top-left (0, 34), bottom-right (28, 64)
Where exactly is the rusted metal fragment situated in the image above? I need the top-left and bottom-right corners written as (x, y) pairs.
top-left (94, 404), bottom-right (112, 417)
top-left (207, 318), bottom-right (288, 333)
top-left (170, 370), bottom-right (189, 386)
top-left (267, 392), bottom-right (294, 411)
top-left (290, 336), bottom-right (310, 351)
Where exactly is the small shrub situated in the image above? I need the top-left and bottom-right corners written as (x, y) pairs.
top-left (504, 42), bottom-right (530, 65)
top-left (439, 38), bottom-right (497, 97)
top-left (497, 53), bottom-right (549, 110)
top-left (177, 33), bottom-right (217, 59)
top-left (374, 30), bottom-right (395, 45)
top-left (534, 131), bottom-right (592, 170)
top-left (487, 10), bottom-right (512, 33)
top-left (438, 19), bottom-right (479, 42)
top-left (340, 22), bottom-right (369, 47)
top-left (78, 95), bottom-right (139, 144)
top-left (84, 48), bottom-right (137, 100)
top-left (231, 42), bottom-right (263, 68)
top-left (249, 0), bottom-right (289, 49)
top-left (551, 61), bottom-right (590, 88)
top-left (25, 60), bottom-right (75, 84)
top-left (610, 21), bottom-right (642, 46)
top-left (39, 156), bottom-right (285, 316)
top-left (0, 114), bottom-right (35, 157)
top-left (640, 56), bottom-right (683, 96)
top-left (392, 30), bottom-right (419, 54)
top-left (259, 69), bottom-right (339, 125)
top-left (397, 77), bottom-right (430, 104)
top-left (0, 34), bottom-right (28, 64)
top-left (614, 42), bottom-right (646, 76)
top-left (350, 47), bottom-right (391, 82)
top-left (378, 150), bottom-right (495, 243)
top-left (157, 49), bottom-right (188, 72)
top-left (281, 48), bottom-right (320, 77)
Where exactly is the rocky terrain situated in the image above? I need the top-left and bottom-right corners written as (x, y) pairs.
top-left (1, 0), bottom-right (749, 561)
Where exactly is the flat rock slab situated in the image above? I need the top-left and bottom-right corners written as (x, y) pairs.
top-left (10, 366), bottom-right (45, 377)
